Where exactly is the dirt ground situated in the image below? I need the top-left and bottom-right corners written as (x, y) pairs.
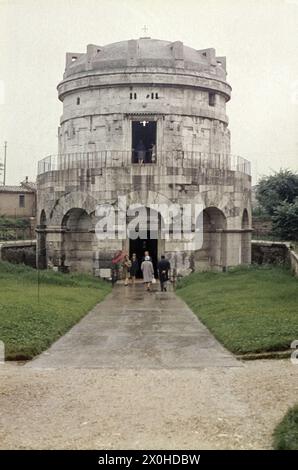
top-left (0, 359), bottom-right (297, 450)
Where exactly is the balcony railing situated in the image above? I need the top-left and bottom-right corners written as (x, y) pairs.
top-left (37, 151), bottom-right (251, 176)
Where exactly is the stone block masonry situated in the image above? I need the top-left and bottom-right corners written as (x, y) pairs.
top-left (37, 38), bottom-right (252, 276)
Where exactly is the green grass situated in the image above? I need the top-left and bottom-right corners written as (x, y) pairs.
top-left (0, 262), bottom-right (111, 360)
top-left (273, 405), bottom-right (298, 450)
top-left (177, 265), bottom-right (298, 354)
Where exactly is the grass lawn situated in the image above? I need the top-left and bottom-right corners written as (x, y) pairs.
top-left (0, 262), bottom-right (111, 360)
top-left (273, 405), bottom-right (298, 450)
top-left (177, 265), bottom-right (298, 355)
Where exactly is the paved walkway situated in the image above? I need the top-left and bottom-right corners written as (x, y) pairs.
top-left (2, 286), bottom-right (297, 449)
top-left (28, 285), bottom-right (238, 369)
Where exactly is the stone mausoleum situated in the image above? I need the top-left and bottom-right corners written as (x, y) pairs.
top-left (37, 37), bottom-right (252, 276)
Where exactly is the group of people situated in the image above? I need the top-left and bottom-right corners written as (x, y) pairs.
top-left (121, 251), bottom-right (171, 292)
top-left (134, 140), bottom-right (156, 164)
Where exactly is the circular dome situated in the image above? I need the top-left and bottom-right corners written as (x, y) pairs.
top-left (63, 38), bottom-right (227, 80)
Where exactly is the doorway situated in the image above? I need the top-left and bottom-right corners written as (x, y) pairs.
top-left (132, 121), bottom-right (157, 163)
top-left (129, 235), bottom-right (158, 278)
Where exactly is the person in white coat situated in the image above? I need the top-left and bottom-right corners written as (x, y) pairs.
top-left (141, 256), bottom-right (154, 291)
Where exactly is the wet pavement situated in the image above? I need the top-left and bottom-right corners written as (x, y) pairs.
top-left (28, 284), bottom-right (239, 369)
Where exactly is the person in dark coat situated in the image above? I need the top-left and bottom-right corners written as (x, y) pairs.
top-left (130, 253), bottom-right (139, 284)
top-left (157, 255), bottom-right (171, 292)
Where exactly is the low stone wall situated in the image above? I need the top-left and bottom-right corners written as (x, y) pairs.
top-left (289, 249), bottom-right (298, 276)
top-left (252, 240), bottom-right (298, 277)
top-left (0, 240), bottom-right (36, 268)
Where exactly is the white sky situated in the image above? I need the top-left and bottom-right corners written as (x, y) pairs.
top-left (0, 0), bottom-right (297, 184)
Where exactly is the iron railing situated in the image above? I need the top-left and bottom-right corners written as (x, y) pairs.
top-left (37, 151), bottom-right (251, 176)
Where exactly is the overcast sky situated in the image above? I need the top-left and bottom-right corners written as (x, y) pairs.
top-left (0, 0), bottom-right (297, 185)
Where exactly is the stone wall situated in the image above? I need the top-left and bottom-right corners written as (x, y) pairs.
top-left (0, 241), bottom-right (36, 268)
top-left (252, 241), bottom-right (288, 265)
top-left (289, 249), bottom-right (298, 276)
top-left (58, 86), bottom-right (230, 156)
top-left (57, 39), bottom-right (231, 157)
top-left (252, 241), bottom-right (298, 277)
top-left (37, 164), bottom-right (251, 275)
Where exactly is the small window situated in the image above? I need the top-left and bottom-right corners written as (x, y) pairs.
top-left (71, 56), bottom-right (77, 62)
top-left (209, 92), bottom-right (216, 107)
top-left (130, 92), bottom-right (133, 99)
top-left (151, 92), bottom-right (154, 99)
top-left (19, 194), bottom-right (25, 208)
top-left (76, 97), bottom-right (80, 105)
top-left (130, 92), bottom-right (137, 100)
top-left (155, 92), bottom-right (159, 99)
top-left (134, 92), bottom-right (137, 99)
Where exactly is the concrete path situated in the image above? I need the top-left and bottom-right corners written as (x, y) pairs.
top-left (2, 286), bottom-right (297, 449)
top-left (28, 285), bottom-right (239, 369)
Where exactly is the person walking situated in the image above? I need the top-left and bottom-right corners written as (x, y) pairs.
top-left (122, 254), bottom-right (132, 286)
top-left (141, 256), bottom-right (154, 291)
top-left (157, 255), bottom-right (171, 292)
top-left (130, 253), bottom-right (139, 284)
top-left (142, 250), bottom-right (152, 262)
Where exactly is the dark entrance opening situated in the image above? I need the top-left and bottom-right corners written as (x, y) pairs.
top-left (129, 235), bottom-right (158, 278)
top-left (132, 121), bottom-right (157, 163)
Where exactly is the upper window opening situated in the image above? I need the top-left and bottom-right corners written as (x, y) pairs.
top-left (209, 92), bottom-right (216, 107)
top-left (71, 56), bottom-right (77, 62)
top-left (76, 97), bottom-right (80, 105)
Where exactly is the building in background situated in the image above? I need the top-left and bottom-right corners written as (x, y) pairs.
top-left (37, 37), bottom-right (252, 275)
top-left (0, 177), bottom-right (36, 219)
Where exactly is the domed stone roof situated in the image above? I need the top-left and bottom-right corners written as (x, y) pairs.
top-left (64, 38), bottom-right (227, 80)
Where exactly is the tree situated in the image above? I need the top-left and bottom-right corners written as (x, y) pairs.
top-left (256, 170), bottom-right (298, 216)
top-left (272, 199), bottom-right (298, 241)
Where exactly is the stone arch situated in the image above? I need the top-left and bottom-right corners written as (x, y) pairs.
top-left (37, 209), bottom-right (47, 269)
top-left (62, 207), bottom-right (93, 231)
top-left (195, 206), bottom-right (227, 270)
top-left (203, 192), bottom-right (231, 221)
top-left (241, 208), bottom-right (251, 264)
top-left (49, 190), bottom-right (98, 226)
top-left (242, 208), bottom-right (249, 229)
top-left (61, 207), bottom-right (94, 273)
